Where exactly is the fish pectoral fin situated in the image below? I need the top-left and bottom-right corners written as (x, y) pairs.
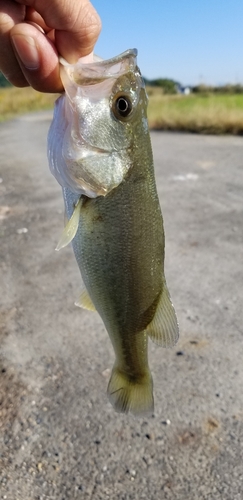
top-left (56, 197), bottom-right (82, 251)
top-left (146, 282), bottom-right (179, 348)
top-left (107, 364), bottom-right (154, 417)
top-left (75, 288), bottom-right (96, 311)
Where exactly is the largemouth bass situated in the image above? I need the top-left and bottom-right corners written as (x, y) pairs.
top-left (48, 49), bottom-right (179, 416)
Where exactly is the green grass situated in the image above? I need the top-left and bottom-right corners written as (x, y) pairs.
top-left (1, 86), bottom-right (243, 134)
top-left (0, 86), bottom-right (57, 122)
top-left (147, 89), bottom-right (243, 134)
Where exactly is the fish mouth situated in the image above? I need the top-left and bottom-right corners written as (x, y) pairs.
top-left (49, 49), bottom-right (140, 197)
top-left (60, 49), bottom-right (138, 87)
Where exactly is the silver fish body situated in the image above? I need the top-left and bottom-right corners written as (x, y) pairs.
top-left (48, 50), bottom-right (179, 416)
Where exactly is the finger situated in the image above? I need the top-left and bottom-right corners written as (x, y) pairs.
top-left (0, 0), bottom-right (28, 86)
top-left (25, 7), bottom-right (51, 34)
top-left (15, 0), bottom-right (102, 62)
top-left (11, 22), bottom-right (63, 93)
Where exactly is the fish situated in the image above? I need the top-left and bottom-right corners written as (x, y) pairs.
top-left (47, 49), bottom-right (179, 416)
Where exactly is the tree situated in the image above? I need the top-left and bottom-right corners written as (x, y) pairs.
top-left (144, 77), bottom-right (180, 94)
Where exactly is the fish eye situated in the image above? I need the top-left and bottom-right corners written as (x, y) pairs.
top-left (112, 95), bottom-right (133, 120)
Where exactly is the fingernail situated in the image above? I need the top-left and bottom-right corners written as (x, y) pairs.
top-left (11, 35), bottom-right (40, 70)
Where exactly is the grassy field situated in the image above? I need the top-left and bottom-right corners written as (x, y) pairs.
top-left (147, 87), bottom-right (243, 134)
top-left (0, 86), bottom-right (58, 122)
top-left (1, 85), bottom-right (243, 134)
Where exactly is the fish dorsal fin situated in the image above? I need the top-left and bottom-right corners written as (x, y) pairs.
top-left (75, 288), bottom-right (96, 311)
top-left (146, 282), bottom-right (179, 348)
top-left (56, 197), bottom-right (82, 251)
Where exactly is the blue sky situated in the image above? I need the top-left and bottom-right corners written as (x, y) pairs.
top-left (92, 0), bottom-right (243, 86)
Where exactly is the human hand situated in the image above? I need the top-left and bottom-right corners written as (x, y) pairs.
top-left (0, 0), bottom-right (101, 92)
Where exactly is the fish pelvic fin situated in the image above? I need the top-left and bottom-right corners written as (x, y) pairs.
top-left (56, 197), bottom-right (82, 251)
top-left (146, 281), bottom-right (179, 348)
top-left (107, 365), bottom-right (154, 417)
top-left (75, 288), bottom-right (96, 311)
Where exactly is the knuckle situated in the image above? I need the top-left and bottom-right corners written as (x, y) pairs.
top-left (75, 3), bottom-right (102, 44)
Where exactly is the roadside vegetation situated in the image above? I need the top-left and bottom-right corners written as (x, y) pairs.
top-left (0, 86), bottom-right (58, 122)
top-left (147, 88), bottom-right (243, 134)
top-left (1, 71), bottom-right (243, 134)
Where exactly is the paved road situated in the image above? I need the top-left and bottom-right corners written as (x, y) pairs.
top-left (0, 112), bottom-right (242, 499)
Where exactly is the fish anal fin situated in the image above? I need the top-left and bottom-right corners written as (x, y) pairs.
top-left (75, 288), bottom-right (96, 311)
top-left (147, 282), bottom-right (179, 348)
top-left (56, 197), bottom-right (82, 251)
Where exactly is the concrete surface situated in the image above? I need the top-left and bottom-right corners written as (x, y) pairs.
top-left (0, 111), bottom-right (242, 499)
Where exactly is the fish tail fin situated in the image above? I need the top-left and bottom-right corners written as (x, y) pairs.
top-left (107, 365), bottom-right (154, 417)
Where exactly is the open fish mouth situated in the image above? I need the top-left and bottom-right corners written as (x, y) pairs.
top-left (48, 49), bottom-right (142, 197)
top-left (60, 49), bottom-right (138, 89)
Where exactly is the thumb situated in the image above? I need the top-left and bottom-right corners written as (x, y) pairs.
top-left (11, 23), bottom-right (62, 92)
